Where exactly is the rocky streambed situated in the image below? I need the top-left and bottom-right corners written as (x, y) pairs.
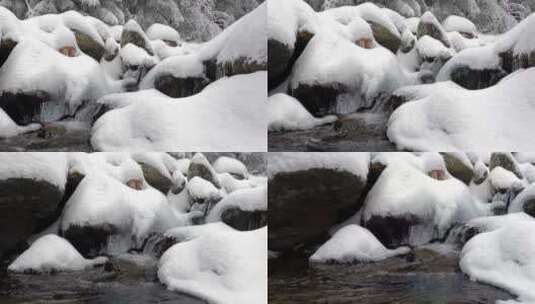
top-left (269, 247), bottom-right (512, 304)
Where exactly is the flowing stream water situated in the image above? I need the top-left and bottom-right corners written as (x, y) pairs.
top-left (0, 121), bottom-right (93, 151)
top-left (269, 247), bottom-right (513, 304)
top-left (0, 255), bottom-right (206, 304)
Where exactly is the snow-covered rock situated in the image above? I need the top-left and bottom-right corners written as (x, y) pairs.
top-left (460, 218), bottom-right (535, 303)
top-left (310, 225), bottom-right (410, 264)
top-left (60, 167), bottom-right (192, 256)
top-left (442, 15), bottom-right (477, 38)
top-left (360, 158), bottom-right (488, 247)
top-left (158, 226), bottom-right (267, 304)
top-left (207, 186), bottom-right (267, 231)
top-left (268, 93), bottom-right (337, 131)
top-left (8, 234), bottom-right (107, 273)
top-left (289, 32), bottom-right (414, 116)
top-left (213, 156), bottom-right (249, 180)
top-left (146, 23), bottom-right (181, 46)
top-left (91, 72), bottom-right (267, 152)
top-left (0, 38), bottom-right (120, 125)
top-left (417, 11), bottom-right (451, 48)
top-left (387, 68), bottom-right (535, 151)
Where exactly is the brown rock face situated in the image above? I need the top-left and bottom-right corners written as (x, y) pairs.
top-left (269, 168), bottom-right (366, 252)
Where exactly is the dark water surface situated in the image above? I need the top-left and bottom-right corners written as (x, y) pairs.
top-left (269, 248), bottom-right (513, 304)
top-left (268, 113), bottom-right (397, 152)
top-left (0, 256), bottom-right (205, 304)
top-left (0, 121), bottom-right (93, 152)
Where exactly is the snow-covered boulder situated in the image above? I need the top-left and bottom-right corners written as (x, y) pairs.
top-left (441, 152), bottom-right (474, 185)
top-left (207, 186), bottom-right (267, 231)
top-left (91, 72), bottom-right (267, 152)
top-left (188, 153), bottom-right (221, 188)
top-left (0, 153), bottom-right (68, 259)
top-left (268, 152), bottom-right (369, 252)
top-left (268, 0), bottom-right (318, 89)
top-left (0, 38), bottom-right (119, 125)
top-left (320, 4), bottom-right (402, 53)
top-left (268, 93), bottom-right (337, 131)
top-left (442, 15), bottom-right (477, 39)
top-left (204, 2), bottom-right (267, 79)
top-left (509, 184), bottom-right (535, 217)
top-left (139, 55), bottom-right (209, 98)
top-left (489, 152), bottom-right (523, 179)
top-left (417, 11), bottom-right (450, 48)
top-left (186, 176), bottom-right (223, 215)
top-left (158, 225), bottom-right (267, 304)
top-left (120, 19), bottom-right (154, 56)
top-left (310, 225), bottom-right (410, 264)
top-left (360, 158), bottom-right (487, 248)
top-left (60, 169), bottom-right (192, 256)
top-left (289, 32), bottom-right (413, 116)
top-left (213, 156), bottom-right (248, 180)
top-left (387, 67), bottom-right (535, 151)
top-left (146, 23), bottom-right (181, 47)
top-left (134, 154), bottom-right (176, 194)
top-left (460, 218), bottom-right (535, 303)
top-left (8, 234), bottom-right (107, 273)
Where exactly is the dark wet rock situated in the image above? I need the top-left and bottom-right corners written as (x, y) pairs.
top-left (0, 37), bottom-right (17, 68)
top-left (363, 215), bottom-right (419, 249)
top-left (289, 83), bottom-right (349, 117)
top-left (221, 208), bottom-right (267, 231)
top-left (513, 51), bottom-right (535, 71)
top-left (137, 233), bottom-right (176, 257)
top-left (383, 92), bottom-right (410, 116)
top-left (268, 39), bottom-right (292, 90)
top-left (138, 163), bottom-right (173, 194)
top-left (72, 29), bottom-right (105, 62)
top-left (216, 57), bottom-right (266, 79)
top-left (0, 91), bottom-right (50, 125)
top-left (441, 153), bottom-right (474, 185)
top-left (269, 168), bottom-right (367, 252)
top-left (449, 65), bottom-right (507, 90)
top-left (499, 50), bottom-right (514, 74)
top-left (368, 21), bottom-right (401, 53)
top-left (62, 224), bottom-right (117, 258)
top-left (523, 199), bottom-right (535, 217)
top-left (268, 30), bottom-right (314, 90)
top-left (489, 152), bottom-right (523, 179)
top-left (203, 59), bottom-right (218, 82)
top-left (187, 153), bottom-right (221, 189)
top-left (154, 75), bottom-right (209, 98)
top-left (0, 178), bottom-right (64, 260)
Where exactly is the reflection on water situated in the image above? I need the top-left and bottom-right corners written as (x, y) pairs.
top-left (269, 248), bottom-right (513, 304)
top-left (0, 256), bottom-right (206, 304)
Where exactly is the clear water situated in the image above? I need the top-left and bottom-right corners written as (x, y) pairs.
top-left (269, 248), bottom-right (513, 304)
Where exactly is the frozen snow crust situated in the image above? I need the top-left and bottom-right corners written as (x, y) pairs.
top-left (0, 4), bottom-right (266, 151)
